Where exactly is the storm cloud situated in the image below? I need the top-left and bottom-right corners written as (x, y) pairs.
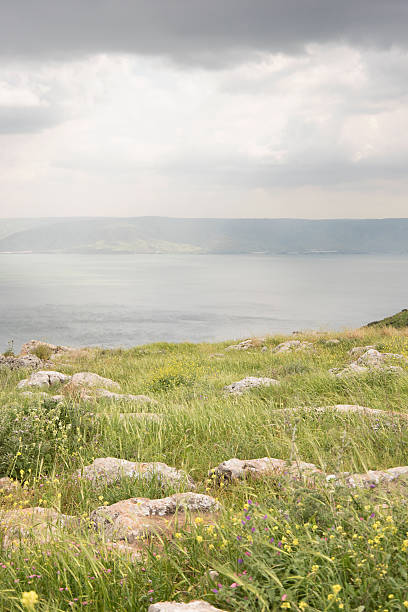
top-left (0, 1), bottom-right (407, 218)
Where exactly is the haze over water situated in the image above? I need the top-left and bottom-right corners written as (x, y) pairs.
top-left (1, 253), bottom-right (407, 351)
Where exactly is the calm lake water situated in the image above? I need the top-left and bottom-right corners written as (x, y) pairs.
top-left (0, 253), bottom-right (407, 351)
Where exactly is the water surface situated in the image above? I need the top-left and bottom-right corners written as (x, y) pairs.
top-left (0, 254), bottom-right (407, 350)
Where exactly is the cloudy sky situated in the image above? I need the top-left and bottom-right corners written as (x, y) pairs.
top-left (1, 0), bottom-right (408, 219)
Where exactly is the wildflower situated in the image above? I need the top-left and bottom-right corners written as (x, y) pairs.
top-left (21, 591), bottom-right (39, 610)
top-left (311, 565), bottom-right (319, 573)
top-left (403, 602), bottom-right (408, 608)
top-left (327, 594), bottom-right (335, 601)
top-left (196, 535), bottom-right (203, 543)
top-left (281, 603), bottom-right (290, 609)
top-left (332, 585), bottom-right (342, 595)
top-left (299, 603), bottom-right (307, 610)
top-left (175, 532), bottom-right (182, 539)
top-left (230, 582), bottom-right (237, 588)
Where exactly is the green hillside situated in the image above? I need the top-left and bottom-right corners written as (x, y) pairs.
top-left (366, 309), bottom-right (408, 328)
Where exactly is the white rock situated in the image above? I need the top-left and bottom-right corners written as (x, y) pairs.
top-left (69, 372), bottom-right (120, 389)
top-left (211, 457), bottom-right (322, 481)
top-left (348, 345), bottom-right (376, 357)
top-left (76, 457), bottom-right (195, 489)
top-left (225, 338), bottom-right (265, 351)
top-left (20, 340), bottom-right (74, 356)
top-left (330, 349), bottom-right (407, 377)
top-left (91, 493), bottom-right (220, 543)
top-left (272, 340), bottom-right (314, 354)
top-left (17, 370), bottom-right (71, 389)
top-left (0, 354), bottom-right (43, 370)
top-left (224, 376), bottom-right (279, 395)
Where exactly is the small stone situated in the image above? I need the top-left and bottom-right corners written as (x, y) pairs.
top-left (224, 377), bottom-right (279, 395)
top-left (225, 338), bottom-right (265, 351)
top-left (324, 339), bottom-right (340, 345)
top-left (17, 370), bottom-right (71, 389)
top-left (0, 507), bottom-right (76, 547)
top-left (76, 457), bottom-right (195, 489)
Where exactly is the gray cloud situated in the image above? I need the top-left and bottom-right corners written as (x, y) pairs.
top-left (1, 1), bottom-right (408, 66)
top-left (0, 105), bottom-right (62, 133)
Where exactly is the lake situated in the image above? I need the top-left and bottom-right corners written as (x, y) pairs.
top-left (0, 253), bottom-right (407, 351)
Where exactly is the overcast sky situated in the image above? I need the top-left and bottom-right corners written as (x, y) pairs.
top-left (1, 0), bottom-right (408, 219)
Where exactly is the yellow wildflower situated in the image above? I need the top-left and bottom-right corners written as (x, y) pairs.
top-left (21, 591), bottom-right (39, 610)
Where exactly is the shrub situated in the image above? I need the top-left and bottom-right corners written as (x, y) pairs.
top-left (148, 359), bottom-right (202, 391)
top-left (30, 344), bottom-right (54, 361)
top-left (0, 399), bottom-right (98, 477)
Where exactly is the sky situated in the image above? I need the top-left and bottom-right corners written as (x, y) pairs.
top-left (1, 0), bottom-right (408, 219)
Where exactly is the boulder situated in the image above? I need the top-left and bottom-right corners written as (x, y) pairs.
top-left (276, 404), bottom-right (408, 420)
top-left (20, 391), bottom-right (65, 402)
top-left (95, 388), bottom-right (157, 403)
top-left (149, 602), bottom-right (226, 612)
top-left (0, 354), bottom-right (43, 371)
top-left (0, 477), bottom-right (20, 495)
top-left (0, 507), bottom-right (76, 547)
top-left (76, 457), bottom-right (195, 489)
top-left (69, 372), bottom-right (120, 390)
top-left (91, 493), bottom-right (220, 543)
top-left (224, 377), bottom-right (279, 395)
top-left (330, 349), bottom-right (407, 378)
top-left (17, 370), bottom-right (71, 389)
top-left (327, 465), bottom-right (408, 488)
top-left (20, 340), bottom-right (73, 356)
top-left (324, 339), bottom-right (340, 345)
top-left (225, 338), bottom-right (265, 351)
top-left (272, 340), bottom-right (314, 354)
top-left (211, 457), bottom-right (322, 482)
top-left (348, 345), bottom-right (376, 357)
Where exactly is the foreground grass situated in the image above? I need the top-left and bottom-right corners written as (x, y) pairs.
top-left (1, 327), bottom-right (408, 611)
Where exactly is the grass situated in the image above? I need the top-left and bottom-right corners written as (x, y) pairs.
top-left (366, 309), bottom-right (408, 329)
top-left (1, 327), bottom-right (408, 610)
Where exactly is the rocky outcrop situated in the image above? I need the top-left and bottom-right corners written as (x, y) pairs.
top-left (17, 370), bottom-right (71, 388)
top-left (91, 493), bottom-right (219, 543)
top-left (20, 340), bottom-right (74, 357)
top-left (69, 372), bottom-right (120, 390)
top-left (224, 377), bottom-right (279, 395)
top-left (226, 338), bottom-right (266, 351)
top-left (149, 602), bottom-right (226, 612)
top-left (272, 340), bottom-right (314, 354)
top-left (76, 457), bottom-right (195, 489)
top-left (274, 404), bottom-right (408, 420)
top-left (0, 354), bottom-right (43, 370)
top-left (348, 345), bottom-right (376, 357)
top-left (212, 457), bottom-right (322, 481)
top-left (211, 456), bottom-right (408, 490)
top-left (330, 349), bottom-right (407, 377)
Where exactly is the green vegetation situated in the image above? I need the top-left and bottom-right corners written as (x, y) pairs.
top-left (1, 328), bottom-right (408, 610)
top-left (30, 344), bottom-right (54, 361)
top-left (366, 309), bottom-right (408, 329)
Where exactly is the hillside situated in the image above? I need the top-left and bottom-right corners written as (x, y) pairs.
top-left (1, 329), bottom-right (408, 610)
top-left (1, 217), bottom-right (408, 254)
top-left (366, 308), bottom-right (408, 328)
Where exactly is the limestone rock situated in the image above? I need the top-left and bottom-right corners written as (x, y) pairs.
top-left (20, 391), bottom-right (65, 402)
top-left (211, 457), bottom-right (322, 482)
top-left (0, 507), bottom-right (76, 547)
top-left (95, 388), bottom-right (157, 403)
top-left (149, 602), bottom-right (226, 612)
top-left (69, 372), bottom-right (120, 390)
top-left (91, 493), bottom-right (220, 543)
top-left (0, 354), bottom-right (43, 371)
top-left (272, 340), bottom-right (314, 354)
top-left (17, 370), bottom-right (71, 389)
top-left (348, 345), bottom-right (376, 357)
top-left (324, 339), bottom-right (340, 345)
top-left (0, 477), bottom-right (20, 495)
top-left (224, 377), bottom-right (279, 395)
top-left (225, 338), bottom-right (265, 351)
top-left (20, 340), bottom-right (73, 357)
top-left (278, 404), bottom-right (408, 420)
top-left (328, 465), bottom-right (408, 488)
top-left (77, 457), bottom-right (195, 489)
top-left (330, 349), bottom-right (407, 377)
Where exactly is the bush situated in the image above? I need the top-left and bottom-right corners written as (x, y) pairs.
top-left (148, 358), bottom-right (202, 392)
top-left (0, 399), bottom-right (98, 477)
top-left (31, 344), bottom-right (54, 361)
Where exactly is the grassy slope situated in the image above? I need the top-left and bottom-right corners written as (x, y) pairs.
top-left (366, 309), bottom-right (408, 329)
top-left (1, 328), bottom-right (408, 610)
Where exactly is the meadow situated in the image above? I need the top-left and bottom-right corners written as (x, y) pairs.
top-left (1, 327), bottom-right (408, 611)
